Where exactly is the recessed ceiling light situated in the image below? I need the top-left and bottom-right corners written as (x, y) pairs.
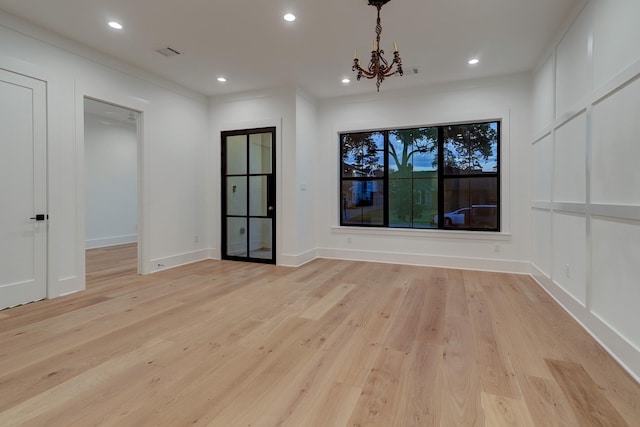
top-left (217, 77), bottom-right (227, 83)
top-left (342, 78), bottom-right (351, 84)
top-left (108, 21), bottom-right (123, 30)
top-left (468, 58), bottom-right (479, 65)
top-left (284, 13), bottom-right (296, 22)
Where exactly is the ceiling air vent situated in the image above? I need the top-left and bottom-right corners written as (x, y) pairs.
top-left (403, 67), bottom-right (419, 76)
top-left (156, 46), bottom-right (182, 57)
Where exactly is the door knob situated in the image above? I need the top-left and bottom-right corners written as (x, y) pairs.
top-left (268, 206), bottom-right (274, 211)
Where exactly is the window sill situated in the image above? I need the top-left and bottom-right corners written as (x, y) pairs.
top-left (331, 226), bottom-right (512, 241)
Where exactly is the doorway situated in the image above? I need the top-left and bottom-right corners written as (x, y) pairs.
top-left (0, 69), bottom-right (47, 310)
top-left (83, 98), bottom-right (141, 277)
top-left (221, 127), bottom-right (276, 264)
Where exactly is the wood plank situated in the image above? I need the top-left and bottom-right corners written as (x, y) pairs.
top-left (0, 245), bottom-right (638, 426)
top-left (519, 375), bottom-right (581, 427)
top-left (299, 282), bottom-right (356, 320)
top-left (384, 276), bottom-right (427, 353)
top-left (440, 314), bottom-right (484, 427)
top-left (334, 285), bottom-right (404, 387)
top-left (297, 381), bottom-right (362, 427)
top-left (415, 270), bottom-right (447, 345)
top-left (479, 279), bottom-right (553, 379)
top-left (226, 314), bottom-right (360, 426)
top-left (394, 341), bottom-right (443, 426)
top-left (347, 347), bottom-right (407, 427)
top-left (481, 392), bottom-right (536, 427)
top-left (464, 271), bottom-right (520, 399)
top-left (547, 359), bottom-right (629, 427)
top-left (0, 338), bottom-right (173, 426)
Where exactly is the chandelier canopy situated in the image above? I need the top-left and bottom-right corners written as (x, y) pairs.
top-left (352, 0), bottom-right (404, 92)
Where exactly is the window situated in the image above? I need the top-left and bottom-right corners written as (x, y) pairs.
top-left (340, 121), bottom-right (500, 231)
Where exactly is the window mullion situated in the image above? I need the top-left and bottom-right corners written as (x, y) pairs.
top-left (384, 130), bottom-right (389, 227)
top-left (437, 127), bottom-right (444, 229)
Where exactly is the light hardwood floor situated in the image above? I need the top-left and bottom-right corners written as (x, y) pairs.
top-left (0, 243), bottom-right (638, 426)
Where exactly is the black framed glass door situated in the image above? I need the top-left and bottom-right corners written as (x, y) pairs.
top-left (221, 127), bottom-right (276, 264)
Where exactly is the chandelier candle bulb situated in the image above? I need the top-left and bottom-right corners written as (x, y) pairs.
top-left (393, 41), bottom-right (397, 52)
top-left (372, 40), bottom-right (375, 51)
top-left (355, 49), bottom-right (358, 59)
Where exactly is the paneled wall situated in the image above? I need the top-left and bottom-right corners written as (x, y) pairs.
top-left (531, 0), bottom-right (640, 380)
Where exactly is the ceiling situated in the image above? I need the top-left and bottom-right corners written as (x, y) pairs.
top-left (0, 0), bottom-right (580, 99)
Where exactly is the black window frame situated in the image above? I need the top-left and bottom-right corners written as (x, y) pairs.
top-left (339, 120), bottom-right (500, 232)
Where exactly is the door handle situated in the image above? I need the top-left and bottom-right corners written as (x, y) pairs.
top-left (30, 214), bottom-right (46, 221)
top-left (267, 206), bottom-right (274, 212)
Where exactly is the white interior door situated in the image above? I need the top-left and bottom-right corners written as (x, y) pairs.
top-left (0, 69), bottom-right (47, 310)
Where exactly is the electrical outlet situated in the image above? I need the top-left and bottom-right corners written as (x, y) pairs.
top-left (240, 227), bottom-right (245, 235)
top-left (194, 235), bottom-right (199, 243)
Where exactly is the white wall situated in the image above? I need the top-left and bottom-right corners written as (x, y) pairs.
top-left (0, 11), bottom-right (210, 297)
top-left (84, 114), bottom-right (138, 249)
top-left (209, 88), bottom-right (318, 266)
top-left (209, 87), bottom-right (291, 263)
top-left (530, 0), bottom-right (640, 381)
top-left (295, 90), bottom-right (318, 261)
top-left (315, 74), bottom-right (532, 273)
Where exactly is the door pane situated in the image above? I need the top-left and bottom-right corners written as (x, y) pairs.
top-left (226, 135), bottom-right (247, 174)
top-left (226, 217), bottom-right (247, 257)
top-left (226, 176), bottom-right (247, 216)
top-left (249, 218), bottom-right (272, 259)
top-left (249, 133), bottom-right (272, 174)
top-left (249, 176), bottom-right (267, 216)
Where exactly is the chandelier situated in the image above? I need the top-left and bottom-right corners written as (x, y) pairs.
top-left (352, 0), bottom-right (404, 92)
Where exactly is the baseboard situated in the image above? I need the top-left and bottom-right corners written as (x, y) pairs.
top-left (48, 275), bottom-right (85, 299)
top-left (530, 265), bottom-right (640, 384)
top-left (316, 247), bottom-right (530, 274)
top-left (148, 249), bottom-right (211, 273)
top-left (85, 234), bottom-right (137, 249)
top-left (278, 248), bottom-right (318, 267)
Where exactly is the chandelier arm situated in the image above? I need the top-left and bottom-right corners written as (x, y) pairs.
top-left (358, 71), bottom-right (377, 79)
top-left (353, 59), bottom-right (375, 79)
top-left (354, 63), bottom-right (377, 79)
